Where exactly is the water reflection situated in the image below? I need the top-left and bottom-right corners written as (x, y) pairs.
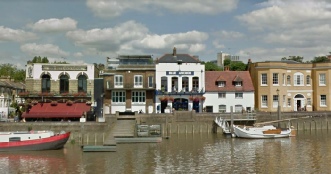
top-left (0, 130), bottom-right (331, 173)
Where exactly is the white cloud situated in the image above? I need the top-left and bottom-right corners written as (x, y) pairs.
top-left (0, 26), bottom-right (37, 42)
top-left (86, 0), bottom-right (238, 18)
top-left (67, 20), bottom-right (208, 55)
top-left (73, 52), bottom-right (83, 57)
top-left (237, 0), bottom-right (331, 31)
top-left (214, 30), bottom-right (244, 40)
top-left (28, 18), bottom-right (77, 32)
top-left (212, 40), bottom-right (225, 49)
top-left (20, 43), bottom-right (69, 58)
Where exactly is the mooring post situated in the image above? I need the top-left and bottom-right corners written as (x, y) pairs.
top-left (230, 106), bottom-right (234, 135)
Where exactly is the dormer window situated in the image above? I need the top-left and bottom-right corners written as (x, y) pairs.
top-left (235, 81), bottom-right (242, 87)
top-left (218, 81), bottom-right (225, 87)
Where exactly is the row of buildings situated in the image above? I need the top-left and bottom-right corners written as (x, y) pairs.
top-left (6, 48), bottom-right (331, 121)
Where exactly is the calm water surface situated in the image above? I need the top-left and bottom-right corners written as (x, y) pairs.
top-left (0, 130), bottom-right (330, 174)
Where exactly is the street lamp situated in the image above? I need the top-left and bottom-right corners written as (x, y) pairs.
top-left (276, 88), bottom-right (281, 127)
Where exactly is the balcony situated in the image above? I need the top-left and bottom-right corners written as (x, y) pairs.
top-left (18, 91), bottom-right (92, 98)
top-left (155, 88), bottom-right (204, 95)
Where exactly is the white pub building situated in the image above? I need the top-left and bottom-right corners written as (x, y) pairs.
top-left (155, 48), bottom-right (205, 113)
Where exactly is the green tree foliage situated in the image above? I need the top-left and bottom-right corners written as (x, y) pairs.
top-left (204, 62), bottom-right (222, 71)
top-left (230, 61), bottom-right (247, 71)
top-left (281, 56), bottom-right (304, 63)
top-left (32, 56), bottom-right (49, 63)
top-left (310, 56), bottom-right (329, 63)
top-left (0, 64), bottom-right (25, 82)
top-left (224, 58), bottom-right (231, 67)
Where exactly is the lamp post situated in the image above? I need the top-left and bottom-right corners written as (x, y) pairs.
top-left (276, 88), bottom-right (281, 127)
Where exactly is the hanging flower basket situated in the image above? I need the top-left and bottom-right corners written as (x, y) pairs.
top-left (66, 100), bottom-right (73, 106)
top-left (159, 96), bottom-right (169, 101)
top-left (18, 91), bottom-right (29, 96)
top-left (39, 92), bottom-right (54, 96)
top-left (73, 92), bottom-right (87, 97)
top-left (51, 101), bottom-right (58, 106)
top-left (61, 92), bottom-right (69, 96)
top-left (200, 96), bottom-right (206, 101)
top-left (193, 97), bottom-right (200, 102)
top-left (168, 97), bottom-right (174, 102)
top-left (189, 96), bottom-right (194, 101)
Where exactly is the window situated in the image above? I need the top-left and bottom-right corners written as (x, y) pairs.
top-left (306, 75), bottom-right (311, 85)
top-left (319, 74), bottom-right (326, 85)
top-left (78, 75), bottom-right (87, 92)
top-left (287, 98), bottom-right (291, 107)
top-left (218, 81), bottom-right (225, 87)
top-left (283, 95), bottom-right (286, 107)
top-left (182, 77), bottom-right (189, 92)
top-left (235, 105), bottom-right (243, 112)
top-left (148, 76), bottom-right (153, 88)
top-left (272, 73), bottom-right (278, 85)
top-left (132, 91), bottom-right (145, 103)
top-left (261, 74), bottom-right (267, 85)
top-left (219, 105), bottom-right (226, 113)
top-left (59, 75), bottom-right (69, 93)
top-left (134, 75), bottom-right (143, 87)
top-left (218, 93), bottom-right (226, 98)
top-left (273, 95), bottom-right (279, 108)
top-left (287, 75), bottom-right (291, 85)
top-left (192, 77), bottom-right (199, 90)
top-left (235, 93), bottom-right (243, 99)
top-left (320, 95), bottom-right (326, 106)
top-left (41, 74), bottom-right (51, 93)
top-left (294, 72), bottom-right (304, 86)
top-left (282, 73), bottom-right (286, 85)
top-left (115, 75), bottom-right (123, 87)
top-left (112, 91), bottom-right (126, 103)
top-left (235, 81), bottom-right (242, 86)
top-left (307, 98), bottom-right (311, 106)
top-left (262, 95), bottom-right (268, 107)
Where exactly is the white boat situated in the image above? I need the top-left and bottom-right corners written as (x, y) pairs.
top-left (233, 125), bottom-right (292, 139)
top-left (214, 117), bottom-right (231, 135)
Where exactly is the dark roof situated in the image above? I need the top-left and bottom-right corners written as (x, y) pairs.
top-left (156, 54), bottom-right (200, 63)
top-left (205, 71), bottom-right (254, 92)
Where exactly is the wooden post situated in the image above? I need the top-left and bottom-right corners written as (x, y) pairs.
top-left (230, 106), bottom-right (234, 135)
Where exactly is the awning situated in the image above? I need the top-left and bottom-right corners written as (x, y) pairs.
top-left (22, 103), bottom-right (91, 118)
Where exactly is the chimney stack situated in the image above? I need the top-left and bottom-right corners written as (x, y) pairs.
top-left (173, 47), bottom-right (177, 57)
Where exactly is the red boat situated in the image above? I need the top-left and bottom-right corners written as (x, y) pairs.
top-left (0, 131), bottom-right (70, 151)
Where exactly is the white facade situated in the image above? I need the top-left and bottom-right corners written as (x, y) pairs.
top-left (204, 91), bottom-right (255, 113)
top-left (26, 64), bottom-right (95, 81)
top-left (155, 62), bottom-right (205, 112)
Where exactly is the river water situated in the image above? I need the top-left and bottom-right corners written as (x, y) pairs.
top-left (0, 130), bottom-right (330, 174)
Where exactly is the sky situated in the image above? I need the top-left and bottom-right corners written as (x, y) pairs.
top-left (1, 0), bottom-right (331, 69)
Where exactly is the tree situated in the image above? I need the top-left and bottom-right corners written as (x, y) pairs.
top-left (230, 61), bottom-right (247, 71)
top-left (224, 59), bottom-right (231, 67)
top-left (281, 56), bottom-right (304, 63)
top-left (204, 62), bottom-right (222, 71)
top-left (310, 56), bottom-right (329, 63)
top-left (0, 63), bottom-right (25, 82)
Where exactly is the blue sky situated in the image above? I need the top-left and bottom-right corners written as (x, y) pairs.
top-left (1, 0), bottom-right (331, 69)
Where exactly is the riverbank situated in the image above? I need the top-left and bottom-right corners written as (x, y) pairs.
top-left (0, 111), bottom-right (330, 142)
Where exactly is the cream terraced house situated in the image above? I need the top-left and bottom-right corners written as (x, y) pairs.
top-left (248, 60), bottom-right (331, 112)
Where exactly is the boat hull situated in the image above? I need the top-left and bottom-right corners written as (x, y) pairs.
top-left (233, 126), bottom-right (291, 139)
top-left (0, 132), bottom-right (70, 151)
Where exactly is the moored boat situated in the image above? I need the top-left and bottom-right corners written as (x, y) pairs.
top-left (0, 130), bottom-right (70, 151)
top-left (233, 125), bottom-right (291, 139)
